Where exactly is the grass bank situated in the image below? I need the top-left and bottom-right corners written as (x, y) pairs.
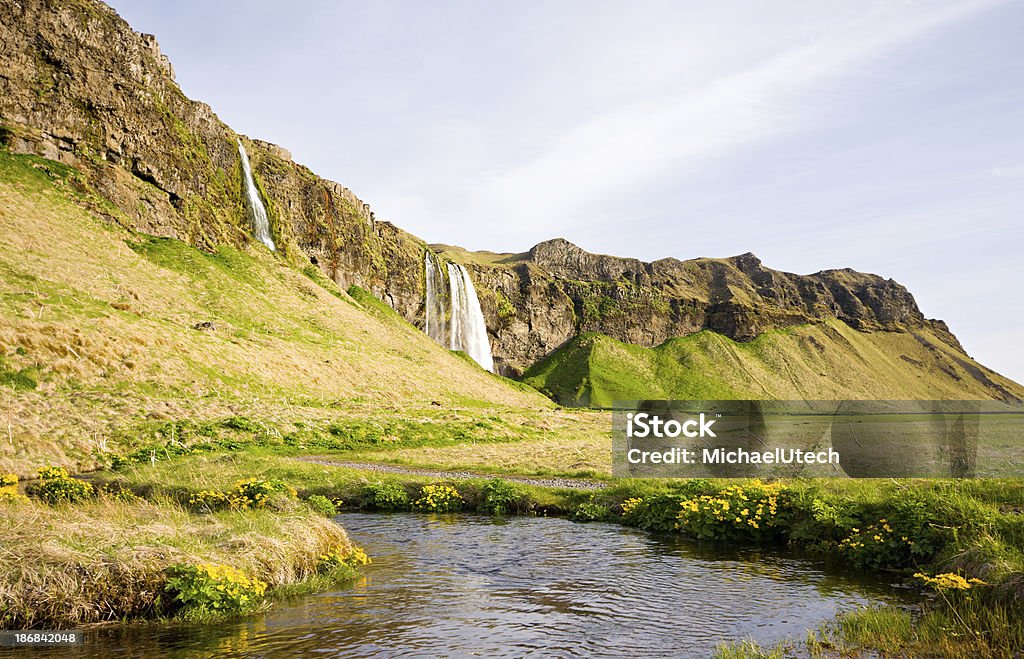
top-left (0, 481), bottom-right (367, 628)
top-left (714, 600), bottom-right (1024, 658)
top-left (92, 450), bottom-right (1024, 582)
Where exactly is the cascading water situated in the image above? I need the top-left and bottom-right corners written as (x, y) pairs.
top-left (424, 251), bottom-right (450, 347)
top-left (423, 252), bottom-right (494, 372)
top-left (237, 140), bottom-right (276, 251)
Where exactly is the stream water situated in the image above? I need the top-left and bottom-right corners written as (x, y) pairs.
top-left (46, 512), bottom-right (907, 657)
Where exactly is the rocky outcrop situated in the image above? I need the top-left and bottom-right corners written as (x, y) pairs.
top-left (0, 0), bottom-right (971, 379)
top-left (450, 239), bottom-right (951, 376)
top-left (0, 0), bottom-right (426, 314)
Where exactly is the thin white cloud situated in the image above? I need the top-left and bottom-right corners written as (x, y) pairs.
top-left (991, 165), bottom-right (1024, 178)
top-left (456, 0), bottom-right (1003, 246)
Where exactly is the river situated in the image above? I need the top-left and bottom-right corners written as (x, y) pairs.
top-left (61, 512), bottom-right (907, 657)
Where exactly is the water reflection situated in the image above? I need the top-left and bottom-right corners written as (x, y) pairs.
top-left (58, 513), bottom-right (905, 658)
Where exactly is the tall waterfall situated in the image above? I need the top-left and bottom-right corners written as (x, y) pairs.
top-left (423, 252), bottom-right (494, 372)
top-left (237, 140), bottom-right (276, 251)
top-left (424, 251), bottom-right (450, 346)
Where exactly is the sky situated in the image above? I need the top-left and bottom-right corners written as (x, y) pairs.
top-left (111, 0), bottom-right (1024, 383)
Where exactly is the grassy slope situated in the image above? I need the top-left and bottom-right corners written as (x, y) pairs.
top-left (0, 148), bottom-right (573, 476)
top-left (523, 322), bottom-right (1024, 407)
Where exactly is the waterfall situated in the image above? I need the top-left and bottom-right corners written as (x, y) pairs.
top-left (237, 140), bottom-right (276, 251)
top-left (422, 252), bottom-right (494, 372)
top-left (424, 251), bottom-right (450, 346)
top-left (447, 262), bottom-right (495, 372)
top-left (447, 262), bottom-right (467, 352)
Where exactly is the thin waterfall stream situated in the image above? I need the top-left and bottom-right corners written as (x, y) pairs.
top-left (237, 140), bottom-right (276, 251)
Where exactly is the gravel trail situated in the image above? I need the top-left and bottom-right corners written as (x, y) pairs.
top-left (294, 457), bottom-right (608, 490)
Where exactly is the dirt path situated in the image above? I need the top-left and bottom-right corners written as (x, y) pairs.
top-left (294, 457), bottom-right (607, 490)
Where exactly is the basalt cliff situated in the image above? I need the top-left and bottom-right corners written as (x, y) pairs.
top-left (1, 0), bottom-right (1020, 403)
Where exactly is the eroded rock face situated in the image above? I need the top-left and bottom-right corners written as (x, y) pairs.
top-left (0, 0), bottom-right (958, 378)
top-left (458, 239), bottom-right (946, 376)
top-left (0, 0), bottom-right (427, 315)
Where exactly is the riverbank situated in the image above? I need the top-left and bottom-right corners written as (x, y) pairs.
top-left (4, 448), bottom-right (1024, 656)
top-left (715, 601), bottom-right (1024, 658)
top-left (0, 480), bottom-right (367, 628)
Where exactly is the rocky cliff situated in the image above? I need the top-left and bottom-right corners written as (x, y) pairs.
top-left (0, 0), bottom-right (998, 386)
top-left (436, 239), bottom-right (960, 376)
top-left (0, 0), bottom-right (426, 318)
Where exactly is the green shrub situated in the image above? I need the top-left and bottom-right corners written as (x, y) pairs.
top-left (676, 480), bottom-right (789, 541)
top-left (838, 518), bottom-right (915, 569)
top-left (412, 484), bottom-right (463, 512)
top-left (828, 492), bottom-right (945, 570)
top-left (189, 489), bottom-right (231, 512)
top-left (231, 478), bottom-right (297, 509)
top-left (222, 416), bottom-right (260, 432)
top-left (38, 466), bottom-right (69, 480)
top-left (624, 493), bottom-right (687, 532)
top-left (306, 494), bottom-right (338, 517)
top-left (674, 478), bottom-right (714, 496)
top-left (34, 477), bottom-right (94, 505)
top-left (187, 479), bottom-right (297, 512)
top-left (787, 490), bottom-right (859, 549)
top-left (164, 563), bottom-right (267, 620)
top-left (478, 479), bottom-right (522, 515)
top-left (32, 466), bottom-right (93, 505)
top-left (317, 546), bottom-right (371, 572)
top-left (362, 481), bottom-right (410, 511)
top-left (572, 500), bottom-right (608, 521)
top-left (98, 483), bottom-right (143, 504)
top-left (0, 365), bottom-right (38, 390)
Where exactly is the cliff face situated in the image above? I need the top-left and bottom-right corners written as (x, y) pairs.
top-left (441, 239), bottom-right (959, 376)
top-left (0, 0), bottom-right (983, 382)
top-left (0, 0), bottom-right (426, 317)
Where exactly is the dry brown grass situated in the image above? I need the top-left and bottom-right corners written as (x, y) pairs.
top-left (0, 496), bottom-right (352, 628)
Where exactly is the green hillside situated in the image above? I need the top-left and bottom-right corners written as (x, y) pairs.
top-left (523, 321), bottom-right (1024, 407)
top-left (0, 147), bottom-right (565, 476)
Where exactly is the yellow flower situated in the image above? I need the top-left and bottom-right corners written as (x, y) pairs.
top-left (916, 572), bottom-right (977, 591)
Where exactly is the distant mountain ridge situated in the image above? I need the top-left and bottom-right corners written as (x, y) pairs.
top-left (433, 239), bottom-right (963, 377)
